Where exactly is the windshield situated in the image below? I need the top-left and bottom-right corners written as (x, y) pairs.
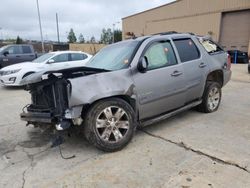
top-left (32, 53), bottom-right (55, 63)
top-left (85, 41), bottom-right (139, 70)
top-left (0, 46), bottom-right (8, 53)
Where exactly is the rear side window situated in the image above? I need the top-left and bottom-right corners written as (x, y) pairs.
top-left (22, 46), bottom-right (32, 54)
top-left (52, 54), bottom-right (69, 63)
top-left (174, 39), bottom-right (200, 62)
top-left (199, 39), bottom-right (224, 54)
top-left (70, 53), bottom-right (87, 61)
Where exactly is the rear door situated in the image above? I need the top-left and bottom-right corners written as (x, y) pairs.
top-left (173, 38), bottom-right (209, 103)
top-left (133, 40), bottom-right (186, 120)
top-left (21, 45), bottom-right (36, 62)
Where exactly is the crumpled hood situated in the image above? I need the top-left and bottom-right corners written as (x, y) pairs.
top-left (20, 66), bottom-right (110, 85)
top-left (1, 62), bottom-right (42, 71)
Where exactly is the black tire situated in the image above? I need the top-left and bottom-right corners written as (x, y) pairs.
top-left (198, 82), bottom-right (222, 113)
top-left (83, 98), bottom-right (136, 152)
top-left (22, 72), bottom-right (35, 79)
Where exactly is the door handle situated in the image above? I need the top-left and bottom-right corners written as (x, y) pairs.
top-left (199, 62), bottom-right (207, 68)
top-left (16, 55), bottom-right (20, 58)
top-left (171, 70), bottom-right (183, 77)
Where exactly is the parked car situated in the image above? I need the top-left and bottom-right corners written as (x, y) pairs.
top-left (20, 33), bottom-right (231, 151)
top-left (0, 51), bottom-right (92, 86)
top-left (0, 44), bottom-right (37, 68)
top-left (228, 50), bottom-right (249, 64)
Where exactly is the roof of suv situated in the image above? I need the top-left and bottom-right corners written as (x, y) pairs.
top-left (133, 32), bottom-right (196, 42)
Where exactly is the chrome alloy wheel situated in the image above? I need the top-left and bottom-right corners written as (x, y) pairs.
top-left (207, 87), bottom-right (220, 111)
top-left (95, 106), bottom-right (130, 143)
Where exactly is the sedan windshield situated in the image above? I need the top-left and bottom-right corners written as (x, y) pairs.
top-left (85, 41), bottom-right (139, 70)
top-left (32, 53), bottom-right (54, 63)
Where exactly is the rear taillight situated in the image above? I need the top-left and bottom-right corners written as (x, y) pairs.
top-left (227, 53), bottom-right (231, 70)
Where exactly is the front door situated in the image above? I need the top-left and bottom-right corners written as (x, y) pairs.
top-left (47, 53), bottom-right (70, 70)
top-left (133, 40), bottom-right (186, 120)
top-left (1, 45), bottom-right (22, 67)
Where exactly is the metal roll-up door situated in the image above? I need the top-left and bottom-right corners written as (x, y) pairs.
top-left (219, 10), bottom-right (250, 52)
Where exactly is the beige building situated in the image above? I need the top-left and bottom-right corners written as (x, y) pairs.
top-left (122, 0), bottom-right (250, 53)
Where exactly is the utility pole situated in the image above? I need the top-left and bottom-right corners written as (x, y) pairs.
top-left (36, 0), bottom-right (45, 53)
top-left (56, 13), bottom-right (60, 43)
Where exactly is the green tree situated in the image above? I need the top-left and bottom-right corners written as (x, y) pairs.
top-left (78, 33), bottom-right (85, 43)
top-left (90, 36), bottom-right (96, 43)
top-left (67, 28), bottom-right (77, 43)
top-left (100, 28), bottom-right (113, 44)
top-left (16, 36), bottom-right (23, 44)
top-left (114, 29), bottom-right (122, 43)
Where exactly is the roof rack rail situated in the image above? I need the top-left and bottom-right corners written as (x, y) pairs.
top-left (186, 32), bottom-right (195, 35)
top-left (153, 31), bottom-right (178, 35)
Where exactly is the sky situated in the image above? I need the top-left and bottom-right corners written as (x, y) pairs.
top-left (0, 0), bottom-right (175, 42)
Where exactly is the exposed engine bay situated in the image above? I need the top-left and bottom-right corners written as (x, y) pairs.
top-left (20, 67), bottom-right (110, 130)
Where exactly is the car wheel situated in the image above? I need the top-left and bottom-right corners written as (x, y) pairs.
top-left (83, 98), bottom-right (136, 152)
top-left (198, 82), bottom-right (222, 113)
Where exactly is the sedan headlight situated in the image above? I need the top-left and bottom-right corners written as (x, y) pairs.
top-left (1, 69), bottom-right (21, 76)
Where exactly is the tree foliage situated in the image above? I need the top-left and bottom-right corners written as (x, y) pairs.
top-left (78, 33), bottom-right (85, 43)
top-left (114, 29), bottom-right (122, 43)
top-left (16, 36), bottom-right (23, 44)
top-left (90, 36), bottom-right (96, 43)
top-left (67, 28), bottom-right (77, 43)
top-left (100, 28), bottom-right (113, 44)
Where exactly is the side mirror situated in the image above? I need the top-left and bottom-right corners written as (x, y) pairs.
top-left (137, 56), bottom-right (148, 73)
top-left (3, 51), bottom-right (9, 56)
top-left (47, 59), bottom-right (55, 64)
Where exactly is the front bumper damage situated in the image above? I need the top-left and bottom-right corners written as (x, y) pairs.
top-left (20, 76), bottom-right (72, 130)
top-left (20, 66), bottom-right (135, 131)
top-left (20, 67), bottom-right (111, 131)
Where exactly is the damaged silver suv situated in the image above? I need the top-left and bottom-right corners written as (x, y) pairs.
top-left (20, 32), bottom-right (231, 151)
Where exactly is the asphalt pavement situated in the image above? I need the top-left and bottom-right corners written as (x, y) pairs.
top-left (0, 64), bottom-right (250, 188)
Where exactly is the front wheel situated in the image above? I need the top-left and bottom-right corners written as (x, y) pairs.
top-left (198, 82), bottom-right (222, 113)
top-left (83, 98), bottom-right (136, 152)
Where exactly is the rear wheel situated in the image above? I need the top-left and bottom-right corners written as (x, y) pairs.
top-left (83, 98), bottom-right (136, 152)
top-left (198, 82), bottom-right (222, 113)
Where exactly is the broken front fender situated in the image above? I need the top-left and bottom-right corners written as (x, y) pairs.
top-left (68, 69), bottom-right (136, 107)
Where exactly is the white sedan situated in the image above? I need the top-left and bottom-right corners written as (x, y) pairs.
top-left (0, 51), bottom-right (92, 86)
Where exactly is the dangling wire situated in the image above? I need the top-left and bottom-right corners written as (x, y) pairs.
top-left (58, 145), bottom-right (75, 160)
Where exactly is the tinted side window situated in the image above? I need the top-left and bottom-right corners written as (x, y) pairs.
top-left (6, 46), bottom-right (22, 54)
top-left (52, 54), bottom-right (69, 63)
top-left (174, 39), bottom-right (200, 62)
top-left (144, 41), bottom-right (177, 70)
top-left (71, 53), bottom-right (87, 61)
top-left (22, 46), bottom-right (32, 54)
